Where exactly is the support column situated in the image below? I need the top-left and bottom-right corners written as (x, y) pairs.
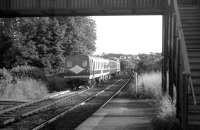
top-left (162, 14), bottom-right (169, 95)
top-left (169, 13), bottom-right (175, 99)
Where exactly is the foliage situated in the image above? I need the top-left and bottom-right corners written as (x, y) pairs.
top-left (0, 68), bottom-right (13, 82)
top-left (151, 96), bottom-right (180, 130)
top-left (127, 71), bottom-right (162, 99)
top-left (0, 68), bottom-right (13, 95)
top-left (136, 72), bottom-right (162, 99)
top-left (125, 71), bottom-right (179, 130)
top-left (102, 53), bottom-right (134, 59)
top-left (135, 53), bottom-right (162, 74)
top-left (102, 53), bottom-right (162, 73)
top-left (10, 65), bottom-right (46, 80)
top-left (0, 78), bottom-right (48, 100)
top-left (125, 72), bottom-right (162, 99)
top-left (58, 17), bottom-right (96, 56)
top-left (0, 17), bottom-right (96, 74)
top-left (102, 53), bottom-right (138, 72)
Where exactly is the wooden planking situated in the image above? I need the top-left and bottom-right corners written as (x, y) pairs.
top-left (0, 0), bottom-right (165, 10)
top-left (0, 0), bottom-right (167, 16)
top-left (180, 6), bottom-right (200, 129)
top-left (178, 0), bottom-right (200, 6)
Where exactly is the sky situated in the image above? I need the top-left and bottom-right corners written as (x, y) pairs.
top-left (92, 16), bottom-right (162, 55)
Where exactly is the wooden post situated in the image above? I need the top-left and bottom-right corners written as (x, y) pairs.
top-left (182, 73), bottom-right (189, 130)
top-left (169, 13), bottom-right (174, 99)
top-left (176, 37), bottom-right (181, 119)
top-left (135, 72), bottom-right (138, 94)
top-left (162, 15), bottom-right (169, 95)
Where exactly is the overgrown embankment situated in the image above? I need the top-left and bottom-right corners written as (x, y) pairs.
top-left (0, 66), bottom-right (49, 101)
top-left (127, 71), bottom-right (180, 130)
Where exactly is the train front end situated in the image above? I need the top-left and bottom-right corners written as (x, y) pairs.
top-left (61, 55), bottom-right (90, 88)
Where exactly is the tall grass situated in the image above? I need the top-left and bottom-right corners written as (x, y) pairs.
top-left (127, 71), bottom-right (180, 129)
top-left (11, 65), bottom-right (46, 80)
top-left (0, 78), bottom-right (48, 101)
top-left (151, 95), bottom-right (180, 130)
top-left (0, 67), bottom-right (49, 101)
top-left (134, 71), bottom-right (162, 99)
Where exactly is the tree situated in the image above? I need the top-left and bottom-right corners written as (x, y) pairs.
top-left (58, 16), bottom-right (96, 56)
top-left (0, 16), bottom-right (96, 74)
top-left (135, 53), bottom-right (162, 73)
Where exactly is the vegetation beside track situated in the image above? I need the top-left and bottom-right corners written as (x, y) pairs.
top-left (0, 78), bottom-right (128, 129)
top-left (151, 95), bottom-right (180, 130)
top-left (128, 71), bottom-right (162, 99)
top-left (128, 71), bottom-right (180, 130)
top-left (0, 67), bottom-right (49, 101)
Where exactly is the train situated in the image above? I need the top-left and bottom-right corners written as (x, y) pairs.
top-left (58, 55), bottom-right (120, 89)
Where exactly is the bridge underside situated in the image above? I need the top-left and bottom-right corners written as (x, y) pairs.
top-left (0, 0), bottom-right (167, 17)
top-left (0, 8), bottom-right (166, 17)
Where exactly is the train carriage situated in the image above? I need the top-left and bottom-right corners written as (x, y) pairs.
top-left (57, 55), bottom-right (120, 89)
top-left (109, 59), bottom-right (120, 77)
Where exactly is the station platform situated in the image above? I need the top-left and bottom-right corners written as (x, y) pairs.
top-left (76, 91), bottom-right (159, 130)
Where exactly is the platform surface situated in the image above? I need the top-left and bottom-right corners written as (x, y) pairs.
top-left (76, 97), bottom-right (158, 130)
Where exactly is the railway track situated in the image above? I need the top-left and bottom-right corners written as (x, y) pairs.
top-left (0, 101), bottom-right (26, 111)
top-left (0, 89), bottom-right (87, 127)
top-left (0, 77), bottom-right (131, 130)
top-left (40, 77), bottom-right (131, 130)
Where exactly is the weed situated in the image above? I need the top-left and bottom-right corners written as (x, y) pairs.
top-left (129, 71), bottom-right (162, 99)
top-left (0, 78), bottom-right (48, 101)
top-left (151, 96), bottom-right (180, 130)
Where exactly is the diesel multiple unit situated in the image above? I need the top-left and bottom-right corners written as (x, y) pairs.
top-left (58, 55), bottom-right (120, 89)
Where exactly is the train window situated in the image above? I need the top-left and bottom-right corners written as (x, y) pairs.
top-left (66, 61), bottom-right (72, 67)
top-left (82, 60), bottom-right (87, 67)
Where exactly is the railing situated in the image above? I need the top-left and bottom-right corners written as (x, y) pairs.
top-left (173, 0), bottom-right (196, 106)
top-left (171, 0), bottom-right (197, 129)
top-left (189, 76), bottom-right (197, 105)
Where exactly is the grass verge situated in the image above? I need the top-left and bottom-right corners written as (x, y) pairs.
top-left (0, 67), bottom-right (49, 101)
top-left (126, 71), bottom-right (162, 99)
top-left (0, 78), bottom-right (48, 101)
top-left (127, 71), bottom-right (180, 130)
top-left (151, 95), bottom-right (180, 130)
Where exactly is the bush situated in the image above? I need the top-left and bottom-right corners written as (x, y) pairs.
top-left (0, 78), bottom-right (48, 100)
top-left (151, 96), bottom-right (180, 130)
top-left (0, 68), bottom-right (13, 82)
top-left (0, 68), bottom-right (13, 95)
top-left (125, 71), bottom-right (180, 130)
top-left (11, 65), bottom-right (46, 80)
top-left (0, 67), bottom-right (49, 101)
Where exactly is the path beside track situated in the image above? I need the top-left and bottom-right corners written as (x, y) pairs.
top-left (76, 81), bottom-right (159, 130)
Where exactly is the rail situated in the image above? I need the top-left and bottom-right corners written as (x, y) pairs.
top-left (171, 0), bottom-right (197, 129)
top-left (31, 78), bottom-right (129, 130)
top-left (173, 0), bottom-right (196, 105)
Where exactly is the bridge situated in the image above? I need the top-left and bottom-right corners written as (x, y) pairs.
top-left (0, 0), bottom-right (167, 16)
top-left (0, 0), bottom-right (200, 129)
